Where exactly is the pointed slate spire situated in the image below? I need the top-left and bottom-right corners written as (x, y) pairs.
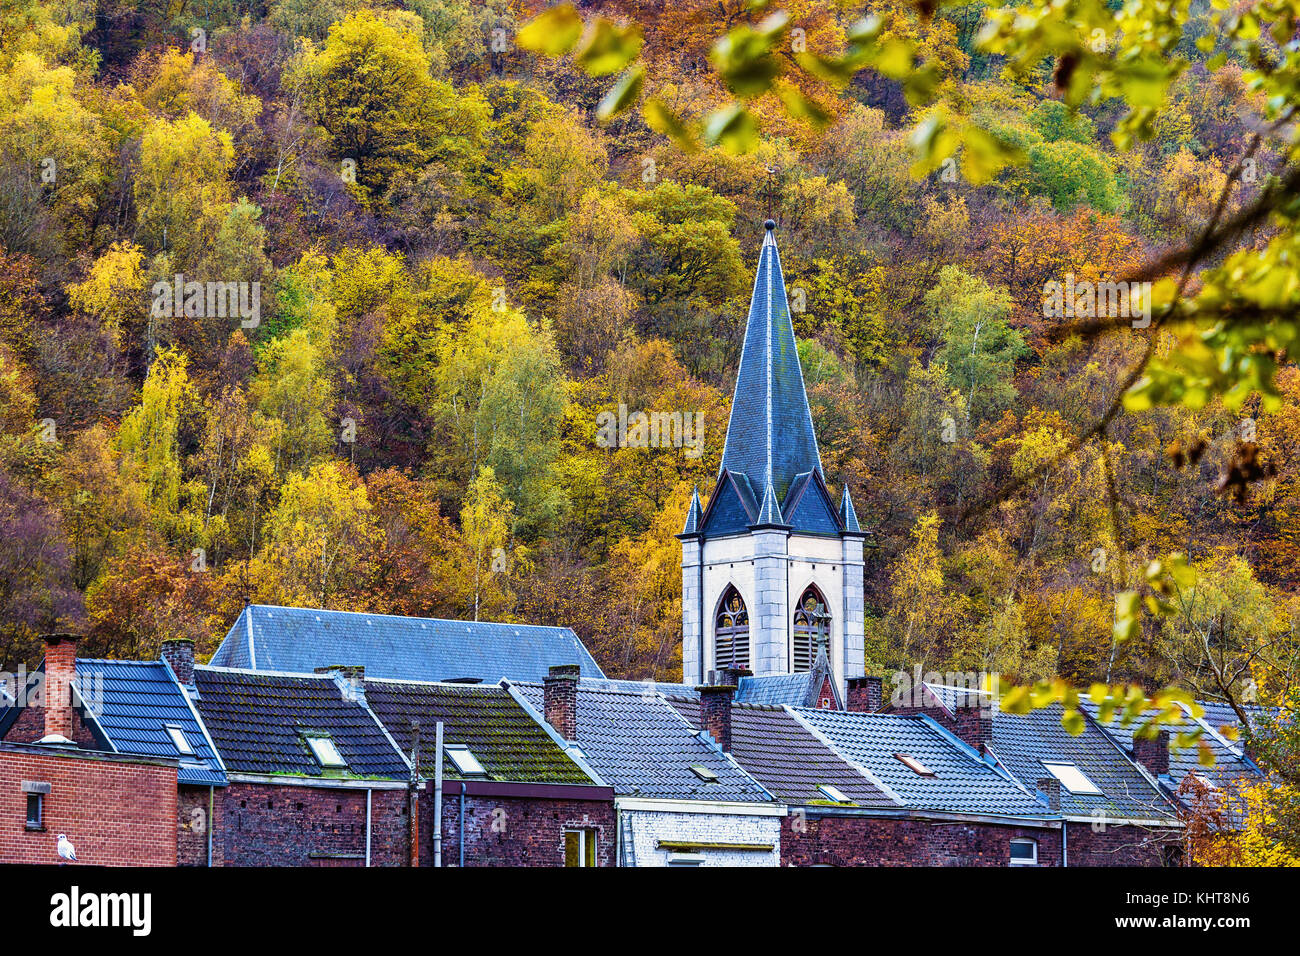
top-left (839, 484), bottom-right (862, 534)
top-left (719, 220), bottom-right (823, 501)
top-left (681, 486), bottom-right (702, 535)
top-left (753, 478), bottom-right (787, 528)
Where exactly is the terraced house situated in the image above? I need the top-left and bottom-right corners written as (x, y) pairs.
top-left (515, 667), bottom-right (785, 866)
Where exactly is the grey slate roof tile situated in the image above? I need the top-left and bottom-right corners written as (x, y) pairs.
top-left (794, 708), bottom-right (1052, 817)
top-left (718, 226), bottom-right (823, 503)
top-left (194, 667), bottom-right (408, 779)
top-left (669, 699), bottom-right (896, 809)
top-left (922, 683), bottom-right (1178, 819)
top-left (363, 679), bottom-right (594, 784)
top-left (515, 680), bottom-right (772, 802)
top-left (210, 604), bottom-right (604, 683)
top-left (1080, 699), bottom-right (1263, 792)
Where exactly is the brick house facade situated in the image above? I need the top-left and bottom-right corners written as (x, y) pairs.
top-left (427, 785), bottom-right (616, 867)
top-left (781, 813), bottom-right (1063, 867)
top-left (0, 741), bottom-right (178, 866)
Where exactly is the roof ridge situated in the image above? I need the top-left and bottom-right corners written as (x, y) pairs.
top-left (245, 603), bottom-right (574, 632)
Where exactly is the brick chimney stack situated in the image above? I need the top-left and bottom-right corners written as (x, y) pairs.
top-left (544, 664), bottom-right (581, 740)
top-left (1037, 777), bottom-right (1062, 811)
top-left (697, 681), bottom-right (737, 752)
top-left (847, 676), bottom-right (883, 713)
top-left (41, 634), bottom-right (78, 744)
top-left (1132, 730), bottom-right (1170, 777)
top-left (161, 639), bottom-right (195, 687)
top-left (950, 690), bottom-right (995, 751)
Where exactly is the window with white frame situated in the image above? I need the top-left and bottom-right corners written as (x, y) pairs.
top-left (894, 753), bottom-right (935, 776)
top-left (1009, 838), bottom-right (1038, 866)
top-left (564, 828), bottom-right (597, 867)
top-left (166, 725), bottom-right (194, 756)
top-left (446, 745), bottom-right (487, 776)
top-left (305, 734), bottom-right (346, 768)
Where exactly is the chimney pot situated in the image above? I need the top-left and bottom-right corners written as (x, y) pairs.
top-left (696, 682), bottom-right (737, 752)
top-left (160, 638), bottom-right (196, 687)
top-left (544, 664), bottom-right (581, 740)
top-left (40, 633), bottom-right (79, 745)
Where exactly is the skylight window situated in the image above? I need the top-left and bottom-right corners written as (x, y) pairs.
top-left (818, 784), bottom-right (851, 803)
top-left (165, 725), bottom-right (194, 756)
top-left (894, 753), bottom-right (935, 776)
top-left (689, 764), bottom-right (720, 783)
top-left (1043, 761), bottom-right (1102, 795)
top-left (305, 735), bottom-right (346, 768)
top-left (446, 746), bottom-right (486, 776)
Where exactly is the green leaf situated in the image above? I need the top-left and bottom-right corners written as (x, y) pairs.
top-left (959, 124), bottom-right (1023, 185)
top-left (712, 21), bottom-right (785, 98)
top-left (574, 18), bottom-right (643, 77)
top-left (643, 97), bottom-right (698, 152)
top-left (596, 66), bottom-right (645, 121)
top-left (774, 82), bottom-right (831, 128)
top-left (517, 3), bottom-right (584, 57)
top-left (1001, 685), bottom-right (1031, 714)
top-left (1062, 709), bottom-right (1085, 736)
top-left (795, 51), bottom-right (857, 83)
top-left (703, 103), bottom-right (759, 154)
top-left (1113, 590), bottom-right (1140, 642)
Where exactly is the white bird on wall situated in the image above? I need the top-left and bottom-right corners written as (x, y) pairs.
top-left (57, 833), bottom-right (77, 863)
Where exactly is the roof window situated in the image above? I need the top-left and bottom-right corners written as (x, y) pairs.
top-left (1042, 761), bottom-right (1102, 795)
top-left (165, 725), bottom-right (194, 756)
top-left (305, 734), bottom-right (347, 768)
top-left (446, 746), bottom-right (487, 776)
top-left (689, 764), bottom-right (720, 783)
top-left (894, 753), bottom-right (935, 776)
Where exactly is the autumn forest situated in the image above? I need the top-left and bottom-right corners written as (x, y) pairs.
top-left (0, 0), bottom-right (1297, 735)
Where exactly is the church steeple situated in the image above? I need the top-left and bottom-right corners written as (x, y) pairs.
top-left (718, 219), bottom-right (822, 501)
top-left (679, 220), bottom-right (867, 693)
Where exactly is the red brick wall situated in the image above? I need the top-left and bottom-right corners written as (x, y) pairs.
top-left (425, 791), bottom-right (616, 867)
top-left (177, 784), bottom-right (221, 866)
top-left (0, 745), bottom-right (177, 866)
top-left (214, 781), bottom-right (410, 867)
top-left (781, 814), bottom-right (1064, 867)
top-left (816, 677), bottom-right (837, 709)
top-left (3, 703), bottom-right (100, 748)
top-left (1064, 820), bottom-right (1182, 866)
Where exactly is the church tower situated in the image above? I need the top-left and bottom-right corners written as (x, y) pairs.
top-left (680, 220), bottom-right (868, 694)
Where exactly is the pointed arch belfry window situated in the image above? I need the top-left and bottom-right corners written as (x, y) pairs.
top-left (792, 586), bottom-right (830, 673)
top-left (714, 586), bottom-right (750, 670)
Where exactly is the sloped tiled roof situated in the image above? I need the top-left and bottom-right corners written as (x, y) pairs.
top-left (920, 683), bottom-right (1176, 820)
top-left (736, 673), bottom-right (812, 706)
top-left (79, 660), bottom-right (226, 787)
top-left (515, 681), bottom-right (773, 803)
top-left (0, 659), bottom-right (225, 786)
top-left (210, 604), bottom-right (604, 683)
top-left (670, 700), bottom-right (896, 809)
top-left (363, 679), bottom-right (594, 785)
top-left (793, 709), bottom-right (1051, 817)
top-left (193, 667), bottom-right (407, 779)
top-left (1081, 699), bottom-right (1263, 792)
top-left (993, 705), bottom-right (1174, 820)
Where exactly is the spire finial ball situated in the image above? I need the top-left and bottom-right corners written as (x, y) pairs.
top-left (764, 218), bottom-right (776, 231)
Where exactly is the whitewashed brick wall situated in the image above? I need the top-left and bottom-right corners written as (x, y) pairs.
top-left (625, 809), bottom-right (781, 867)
